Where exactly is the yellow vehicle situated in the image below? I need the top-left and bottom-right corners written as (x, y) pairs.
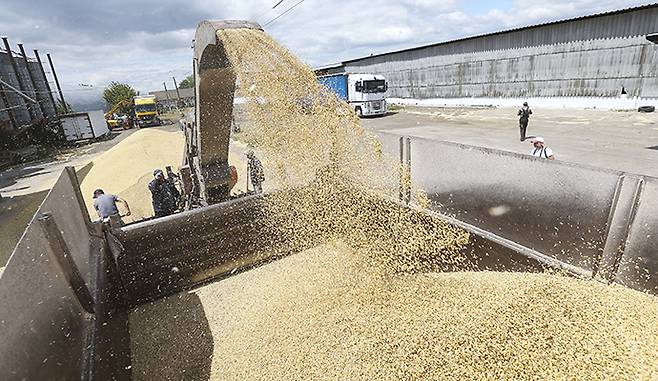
top-left (104, 99), bottom-right (132, 130)
top-left (133, 95), bottom-right (161, 128)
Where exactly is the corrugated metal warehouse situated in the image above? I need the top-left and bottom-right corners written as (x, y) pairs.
top-left (0, 39), bottom-right (59, 130)
top-left (149, 87), bottom-right (195, 110)
top-left (336, 4), bottom-right (658, 99)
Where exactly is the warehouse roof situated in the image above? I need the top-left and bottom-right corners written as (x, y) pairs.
top-left (149, 87), bottom-right (194, 102)
top-left (341, 3), bottom-right (658, 64)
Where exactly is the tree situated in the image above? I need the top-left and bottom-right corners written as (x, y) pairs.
top-left (55, 99), bottom-right (72, 115)
top-left (103, 81), bottom-right (137, 114)
top-left (178, 74), bottom-right (194, 89)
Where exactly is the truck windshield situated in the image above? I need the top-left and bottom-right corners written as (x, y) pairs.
top-left (362, 80), bottom-right (386, 93)
top-left (135, 104), bottom-right (156, 113)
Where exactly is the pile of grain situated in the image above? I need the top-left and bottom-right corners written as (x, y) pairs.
top-left (128, 27), bottom-right (658, 380)
top-left (217, 28), bottom-right (468, 267)
top-left (130, 242), bottom-right (658, 381)
top-left (80, 129), bottom-right (185, 222)
top-left (80, 128), bottom-right (248, 223)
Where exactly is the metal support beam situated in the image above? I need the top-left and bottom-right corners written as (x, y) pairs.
top-left (18, 43), bottom-right (46, 118)
top-left (0, 77), bottom-right (37, 103)
top-left (163, 81), bottom-right (171, 107)
top-left (172, 76), bottom-right (181, 106)
top-left (33, 49), bottom-right (57, 116)
top-left (397, 136), bottom-right (412, 204)
top-left (0, 78), bottom-right (17, 129)
top-left (193, 58), bottom-right (198, 123)
top-left (398, 136), bottom-right (404, 201)
top-left (2, 37), bottom-right (35, 120)
top-left (46, 53), bottom-right (67, 113)
top-left (38, 213), bottom-right (95, 314)
top-left (405, 137), bottom-right (412, 204)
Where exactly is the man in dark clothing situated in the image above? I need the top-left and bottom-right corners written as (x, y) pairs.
top-left (247, 150), bottom-right (265, 194)
top-left (517, 102), bottom-right (533, 141)
top-left (148, 169), bottom-right (179, 218)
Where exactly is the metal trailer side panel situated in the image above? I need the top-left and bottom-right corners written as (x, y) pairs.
top-left (61, 113), bottom-right (96, 141)
top-left (372, 131), bottom-right (658, 294)
top-left (87, 109), bottom-right (109, 138)
top-left (0, 168), bottom-right (99, 380)
top-left (615, 178), bottom-right (658, 294)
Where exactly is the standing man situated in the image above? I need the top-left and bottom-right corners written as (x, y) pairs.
top-left (247, 150), bottom-right (265, 194)
top-left (530, 137), bottom-right (555, 160)
top-left (148, 169), bottom-right (179, 218)
top-left (517, 102), bottom-right (533, 141)
top-left (92, 189), bottom-right (131, 224)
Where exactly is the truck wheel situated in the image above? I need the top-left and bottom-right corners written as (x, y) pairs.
top-left (355, 107), bottom-right (363, 117)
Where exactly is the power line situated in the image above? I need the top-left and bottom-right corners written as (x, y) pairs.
top-left (263, 0), bottom-right (307, 27)
top-left (255, 0), bottom-right (288, 24)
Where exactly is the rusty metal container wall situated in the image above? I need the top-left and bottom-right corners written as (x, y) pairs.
top-left (0, 168), bottom-right (96, 380)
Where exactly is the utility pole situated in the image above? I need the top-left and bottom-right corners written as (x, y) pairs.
top-left (33, 49), bottom-right (57, 117)
top-left (172, 76), bottom-right (181, 106)
top-left (18, 44), bottom-right (46, 118)
top-left (46, 53), bottom-right (67, 114)
top-left (2, 37), bottom-right (35, 120)
top-left (162, 82), bottom-right (172, 110)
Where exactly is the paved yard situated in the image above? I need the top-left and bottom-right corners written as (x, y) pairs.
top-left (362, 106), bottom-right (658, 177)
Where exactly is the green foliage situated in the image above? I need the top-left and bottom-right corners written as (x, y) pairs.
top-left (178, 74), bottom-right (194, 89)
top-left (55, 99), bottom-right (72, 115)
top-left (103, 81), bottom-right (137, 114)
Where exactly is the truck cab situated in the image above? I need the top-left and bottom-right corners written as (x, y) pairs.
top-left (133, 95), bottom-right (161, 128)
top-left (347, 74), bottom-right (387, 117)
top-left (318, 73), bottom-right (388, 117)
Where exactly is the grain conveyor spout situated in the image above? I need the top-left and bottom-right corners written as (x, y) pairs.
top-left (188, 20), bottom-right (263, 204)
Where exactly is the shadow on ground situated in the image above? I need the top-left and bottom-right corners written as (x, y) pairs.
top-left (0, 190), bottom-right (48, 266)
top-left (0, 166), bottom-right (45, 190)
top-left (0, 164), bottom-right (96, 267)
top-left (128, 292), bottom-right (214, 381)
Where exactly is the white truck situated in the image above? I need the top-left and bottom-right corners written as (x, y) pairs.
top-left (318, 73), bottom-right (388, 117)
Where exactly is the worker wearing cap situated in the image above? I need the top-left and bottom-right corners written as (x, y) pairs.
top-left (92, 189), bottom-right (131, 223)
top-left (530, 137), bottom-right (555, 160)
top-left (148, 169), bottom-right (179, 218)
top-left (517, 102), bottom-right (533, 141)
top-left (246, 150), bottom-right (265, 194)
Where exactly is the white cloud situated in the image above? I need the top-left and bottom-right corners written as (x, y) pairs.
top-left (0, 0), bottom-right (651, 108)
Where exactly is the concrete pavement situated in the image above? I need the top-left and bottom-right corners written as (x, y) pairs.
top-left (362, 106), bottom-right (658, 177)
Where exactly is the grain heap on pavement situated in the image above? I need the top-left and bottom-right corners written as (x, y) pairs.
top-left (80, 129), bottom-right (184, 222)
top-left (79, 128), bottom-right (248, 223)
top-left (129, 28), bottom-right (658, 380)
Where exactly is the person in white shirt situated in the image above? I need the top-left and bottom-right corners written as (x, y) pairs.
top-left (530, 137), bottom-right (555, 160)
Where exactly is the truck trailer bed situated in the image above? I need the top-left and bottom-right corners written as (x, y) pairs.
top-left (128, 242), bottom-right (658, 381)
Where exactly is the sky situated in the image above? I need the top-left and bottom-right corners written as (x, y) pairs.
top-left (0, 0), bottom-right (652, 108)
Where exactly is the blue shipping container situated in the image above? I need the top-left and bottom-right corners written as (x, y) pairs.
top-left (318, 74), bottom-right (348, 101)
